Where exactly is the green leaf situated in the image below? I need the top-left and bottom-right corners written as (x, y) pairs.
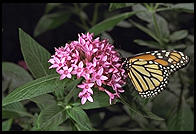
top-left (19, 28), bottom-right (54, 78)
top-left (168, 44), bottom-right (186, 50)
top-left (120, 85), bottom-right (164, 121)
top-left (167, 97), bottom-right (194, 131)
top-left (54, 78), bottom-right (72, 100)
top-left (67, 107), bottom-right (93, 131)
top-left (2, 102), bottom-right (33, 119)
top-left (2, 119), bottom-right (13, 131)
top-left (170, 30), bottom-right (188, 42)
top-left (152, 13), bottom-right (169, 39)
top-left (36, 104), bottom-right (66, 130)
top-left (152, 90), bottom-right (178, 119)
top-left (88, 11), bottom-right (139, 36)
top-left (132, 4), bottom-right (153, 23)
top-left (63, 78), bottom-right (82, 105)
top-left (132, 4), bottom-right (169, 41)
top-left (2, 80), bottom-right (10, 94)
top-left (130, 20), bottom-right (163, 45)
top-left (34, 11), bottom-right (71, 37)
top-left (30, 94), bottom-right (56, 110)
top-left (45, 3), bottom-right (63, 13)
top-left (116, 20), bottom-right (132, 28)
top-left (172, 3), bottom-right (194, 13)
top-left (123, 105), bottom-right (149, 129)
top-left (46, 125), bottom-right (71, 131)
top-left (80, 90), bottom-right (110, 110)
top-left (2, 74), bottom-right (59, 106)
top-left (104, 115), bottom-right (130, 128)
top-left (134, 39), bottom-right (161, 49)
top-left (2, 62), bottom-right (33, 92)
top-left (109, 3), bottom-right (135, 11)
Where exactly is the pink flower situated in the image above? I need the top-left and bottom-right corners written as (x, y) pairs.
top-left (93, 68), bottom-right (108, 86)
top-left (104, 90), bottom-right (115, 104)
top-left (78, 82), bottom-right (94, 95)
top-left (71, 50), bottom-right (80, 64)
top-left (58, 66), bottom-right (73, 80)
top-left (79, 91), bottom-right (93, 105)
top-left (82, 67), bottom-right (94, 80)
top-left (108, 74), bottom-right (122, 90)
top-left (48, 56), bottom-right (65, 71)
top-left (71, 61), bottom-right (84, 78)
top-left (78, 82), bottom-right (94, 104)
top-left (48, 32), bottom-right (127, 105)
top-left (18, 60), bottom-right (28, 70)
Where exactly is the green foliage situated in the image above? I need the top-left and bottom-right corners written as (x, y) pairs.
top-left (66, 107), bottom-right (93, 131)
top-left (19, 28), bottom-right (55, 78)
top-left (2, 102), bottom-right (33, 119)
top-left (170, 30), bottom-right (188, 42)
top-left (45, 3), bottom-right (63, 14)
top-left (34, 11), bottom-right (71, 37)
top-left (35, 104), bottom-right (66, 130)
top-left (120, 85), bottom-right (164, 121)
top-left (167, 97), bottom-right (194, 131)
top-left (88, 11), bottom-right (139, 36)
top-left (2, 62), bottom-right (33, 93)
top-left (30, 94), bottom-right (56, 110)
top-left (109, 3), bottom-right (135, 12)
top-left (2, 119), bottom-right (13, 131)
top-left (3, 3), bottom-right (194, 131)
top-left (2, 74), bottom-right (60, 106)
top-left (80, 89), bottom-right (110, 110)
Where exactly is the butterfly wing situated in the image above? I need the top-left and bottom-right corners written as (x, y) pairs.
top-left (124, 50), bottom-right (189, 98)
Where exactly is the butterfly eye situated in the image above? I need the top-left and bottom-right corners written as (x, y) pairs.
top-left (121, 58), bottom-right (129, 70)
top-left (121, 58), bottom-right (126, 63)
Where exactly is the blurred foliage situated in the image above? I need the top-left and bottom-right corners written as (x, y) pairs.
top-left (2, 3), bottom-right (194, 131)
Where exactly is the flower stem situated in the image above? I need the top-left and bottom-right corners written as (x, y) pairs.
top-left (73, 3), bottom-right (89, 30)
top-left (152, 12), bottom-right (164, 47)
top-left (91, 3), bottom-right (100, 26)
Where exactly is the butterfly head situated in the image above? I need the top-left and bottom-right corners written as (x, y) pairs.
top-left (121, 58), bottom-right (130, 71)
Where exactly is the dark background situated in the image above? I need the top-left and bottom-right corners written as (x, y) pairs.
top-left (2, 3), bottom-right (84, 63)
top-left (2, 3), bottom-right (155, 64)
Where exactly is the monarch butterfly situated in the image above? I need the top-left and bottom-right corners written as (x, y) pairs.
top-left (122, 50), bottom-right (190, 98)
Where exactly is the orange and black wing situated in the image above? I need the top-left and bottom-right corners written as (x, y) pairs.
top-left (123, 50), bottom-right (189, 98)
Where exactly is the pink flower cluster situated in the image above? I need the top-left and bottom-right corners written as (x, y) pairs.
top-left (48, 33), bottom-right (127, 104)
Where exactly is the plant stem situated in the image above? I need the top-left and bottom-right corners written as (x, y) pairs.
top-left (152, 12), bottom-right (164, 47)
top-left (64, 86), bottom-right (76, 105)
top-left (143, 3), bottom-right (150, 10)
top-left (91, 3), bottom-right (100, 26)
top-left (73, 3), bottom-right (89, 30)
top-left (177, 72), bottom-right (184, 110)
top-left (71, 20), bottom-right (89, 31)
top-left (152, 12), bottom-right (160, 37)
top-left (154, 3), bottom-right (160, 10)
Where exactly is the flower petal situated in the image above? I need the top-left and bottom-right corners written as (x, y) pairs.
top-left (60, 74), bottom-right (66, 80)
top-left (78, 61), bottom-right (84, 68)
top-left (88, 88), bottom-right (93, 94)
top-left (67, 73), bottom-right (72, 79)
top-left (78, 84), bottom-right (85, 89)
top-left (68, 67), bottom-right (73, 72)
top-left (81, 97), bottom-right (87, 105)
top-left (96, 80), bottom-right (102, 86)
top-left (98, 67), bottom-right (103, 75)
top-left (87, 96), bottom-right (93, 102)
top-left (101, 75), bottom-right (108, 80)
top-left (88, 83), bottom-right (94, 87)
